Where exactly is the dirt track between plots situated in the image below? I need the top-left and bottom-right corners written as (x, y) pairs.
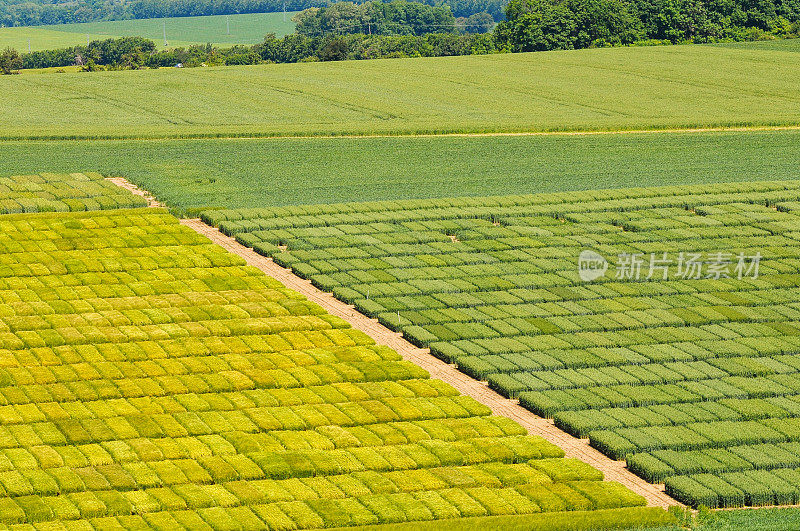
top-left (180, 217), bottom-right (682, 509)
top-left (105, 177), bottom-right (164, 207)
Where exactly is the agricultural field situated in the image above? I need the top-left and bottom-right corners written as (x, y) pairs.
top-left (0, 171), bottom-right (146, 213)
top-left (1, 42), bottom-right (799, 139)
top-left (208, 179), bottom-right (800, 508)
top-left (0, 172), bottom-right (672, 529)
top-left (0, 12), bottom-right (297, 52)
top-left (2, 130), bottom-right (800, 209)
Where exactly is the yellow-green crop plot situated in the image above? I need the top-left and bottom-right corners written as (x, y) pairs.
top-left (0, 174), bottom-right (670, 529)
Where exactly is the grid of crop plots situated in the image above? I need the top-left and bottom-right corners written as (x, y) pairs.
top-left (208, 180), bottom-right (800, 507)
top-left (0, 175), bottom-right (658, 528)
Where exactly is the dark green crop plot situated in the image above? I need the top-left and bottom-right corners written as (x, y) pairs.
top-left (209, 179), bottom-right (800, 508)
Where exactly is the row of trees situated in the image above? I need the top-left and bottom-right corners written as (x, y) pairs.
top-left (497, 0), bottom-right (800, 49)
top-left (292, 1), bottom-right (492, 36)
top-left (0, 0), bottom-right (506, 28)
top-left (3, 0), bottom-right (800, 74)
top-left (7, 32), bottom-right (497, 72)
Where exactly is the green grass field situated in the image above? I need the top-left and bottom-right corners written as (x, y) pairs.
top-left (1, 41), bottom-right (799, 139)
top-left (0, 129), bottom-right (797, 210)
top-left (0, 12), bottom-right (296, 52)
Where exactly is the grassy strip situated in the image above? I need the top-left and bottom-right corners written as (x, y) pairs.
top-left (327, 507), bottom-right (677, 531)
top-left (1, 122), bottom-right (800, 142)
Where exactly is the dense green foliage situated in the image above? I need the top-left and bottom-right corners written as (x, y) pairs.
top-left (0, 13), bottom-right (297, 53)
top-left (0, 46), bottom-right (21, 72)
top-left (207, 180), bottom-right (800, 508)
top-left (495, 0), bottom-right (800, 51)
top-left (2, 43), bottom-right (800, 138)
top-left (0, 174), bottom-right (665, 528)
top-left (0, 130), bottom-right (799, 210)
top-left (18, 32), bottom-right (495, 69)
top-left (294, 1), bottom-right (458, 36)
top-left (0, 0), bottom-right (506, 28)
top-left (495, 0), bottom-right (644, 50)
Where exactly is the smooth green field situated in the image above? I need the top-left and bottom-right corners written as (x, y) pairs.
top-left (2, 42), bottom-right (800, 139)
top-left (0, 130), bottom-right (797, 210)
top-left (0, 12), bottom-right (296, 52)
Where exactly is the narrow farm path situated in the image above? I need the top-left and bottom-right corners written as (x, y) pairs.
top-left (180, 217), bottom-right (681, 509)
top-left (105, 177), bottom-right (164, 207)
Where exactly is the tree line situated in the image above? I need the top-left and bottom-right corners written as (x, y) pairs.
top-left (293, 1), bottom-right (494, 36)
top-left (0, 0), bottom-right (506, 28)
top-left (496, 0), bottom-right (800, 49)
top-left (2, 0), bottom-right (799, 74)
top-left (7, 32), bottom-right (496, 71)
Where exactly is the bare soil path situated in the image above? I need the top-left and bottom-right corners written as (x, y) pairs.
top-left (105, 177), bottom-right (164, 207)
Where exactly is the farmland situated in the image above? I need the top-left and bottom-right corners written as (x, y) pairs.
top-left (207, 179), bottom-right (800, 508)
top-left (1, 130), bottom-right (800, 210)
top-left (5, 21), bottom-right (800, 527)
top-left (1, 42), bottom-right (800, 140)
top-left (0, 172), bottom-right (673, 528)
top-left (0, 13), bottom-right (297, 52)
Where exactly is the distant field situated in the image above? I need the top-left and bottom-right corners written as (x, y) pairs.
top-left (1, 42), bottom-right (799, 139)
top-left (0, 130), bottom-right (798, 209)
top-left (0, 12), bottom-right (297, 52)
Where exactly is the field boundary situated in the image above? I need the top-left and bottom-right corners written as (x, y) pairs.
top-left (7, 124), bottom-right (800, 143)
top-left (178, 216), bottom-right (681, 509)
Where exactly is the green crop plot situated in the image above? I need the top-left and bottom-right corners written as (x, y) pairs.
top-left (0, 173), bottom-right (665, 528)
top-left (1, 42), bottom-right (799, 139)
top-left (0, 13), bottom-right (296, 52)
top-left (210, 179), bottom-right (800, 508)
top-left (2, 130), bottom-right (800, 210)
